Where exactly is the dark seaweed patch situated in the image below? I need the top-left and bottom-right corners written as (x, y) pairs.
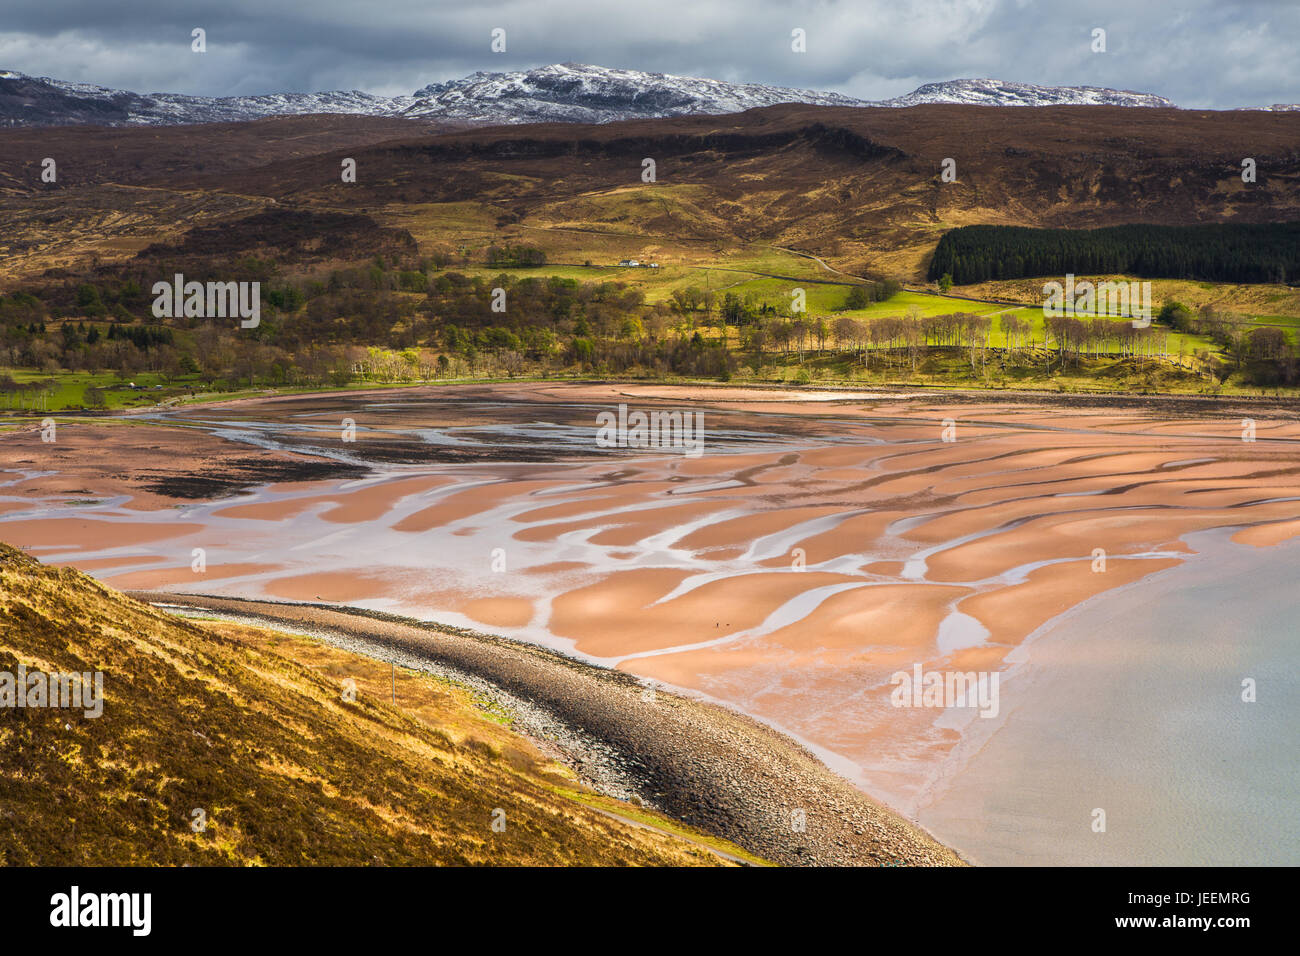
top-left (136, 456), bottom-right (369, 499)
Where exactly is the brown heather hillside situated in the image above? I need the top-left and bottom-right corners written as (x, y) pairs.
top-left (0, 543), bottom-right (747, 866)
top-left (2, 104), bottom-right (1297, 283)
top-left (0, 114), bottom-right (449, 194)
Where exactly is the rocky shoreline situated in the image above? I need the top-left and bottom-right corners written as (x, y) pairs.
top-left (128, 590), bottom-right (965, 867)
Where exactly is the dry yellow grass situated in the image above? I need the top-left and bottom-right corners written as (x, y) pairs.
top-left (0, 544), bottom-right (750, 866)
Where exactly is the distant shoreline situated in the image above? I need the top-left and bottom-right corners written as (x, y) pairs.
top-left (8, 372), bottom-right (1300, 424)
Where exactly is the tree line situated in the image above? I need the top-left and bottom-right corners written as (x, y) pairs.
top-left (929, 222), bottom-right (1300, 285)
top-left (7, 253), bottom-right (1298, 395)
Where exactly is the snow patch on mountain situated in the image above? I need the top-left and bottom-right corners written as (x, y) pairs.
top-left (399, 62), bottom-right (865, 124)
top-left (0, 71), bottom-right (414, 127)
top-left (879, 77), bottom-right (1175, 108)
top-left (1, 63), bottom-right (1188, 129)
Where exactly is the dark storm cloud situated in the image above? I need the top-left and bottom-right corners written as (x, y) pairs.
top-left (0, 0), bottom-right (1295, 107)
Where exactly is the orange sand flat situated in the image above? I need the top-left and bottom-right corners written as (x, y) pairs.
top-left (509, 480), bottom-right (684, 523)
top-left (0, 422), bottom-right (331, 511)
top-left (262, 568), bottom-right (526, 628)
top-left (392, 480), bottom-right (564, 532)
top-left (922, 512), bottom-right (1220, 582)
top-left (213, 475), bottom-right (454, 523)
top-left (770, 510), bottom-right (907, 567)
top-left (50, 554), bottom-right (165, 571)
top-left (524, 561), bottom-right (589, 574)
top-left (957, 556), bottom-right (1184, 648)
top-left (104, 562), bottom-right (287, 590)
top-left (675, 506), bottom-right (845, 551)
top-left (549, 570), bottom-right (866, 658)
top-left (755, 582), bottom-right (968, 658)
top-left (1233, 519), bottom-right (1300, 547)
top-left (460, 597), bottom-right (535, 628)
top-left (209, 496), bottom-right (325, 521)
top-left (508, 496), bottom-right (724, 544)
top-left (0, 518), bottom-right (204, 550)
top-left (266, 568), bottom-right (416, 603)
top-left (9, 383), bottom-right (1300, 812)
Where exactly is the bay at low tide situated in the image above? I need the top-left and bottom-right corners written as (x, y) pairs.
top-left (916, 529), bottom-right (1300, 866)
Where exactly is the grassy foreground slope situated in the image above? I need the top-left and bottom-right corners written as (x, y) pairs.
top-left (0, 544), bottom-right (744, 866)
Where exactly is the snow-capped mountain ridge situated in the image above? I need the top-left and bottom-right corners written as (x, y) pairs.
top-left (884, 77), bottom-right (1174, 108)
top-left (400, 63), bottom-right (867, 124)
top-left (0, 62), bottom-right (1190, 129)
top-left (0, 70), bottom-right (415, 127)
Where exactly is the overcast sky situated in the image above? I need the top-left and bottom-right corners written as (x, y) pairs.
top-left (0, 0), bottom-right (1295, 108)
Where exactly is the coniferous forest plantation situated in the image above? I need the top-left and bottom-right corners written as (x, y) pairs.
top-left (929, 222), bottom-right (1300, 285)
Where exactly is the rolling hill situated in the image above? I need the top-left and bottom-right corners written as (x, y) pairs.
top-left (0, 543), bottom-right (748, 865)
top-left (3, 100), bottom-right (1297, 283)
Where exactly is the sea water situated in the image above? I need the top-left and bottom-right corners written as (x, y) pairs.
top-left (916, 528), bottom-right (1300, 866)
